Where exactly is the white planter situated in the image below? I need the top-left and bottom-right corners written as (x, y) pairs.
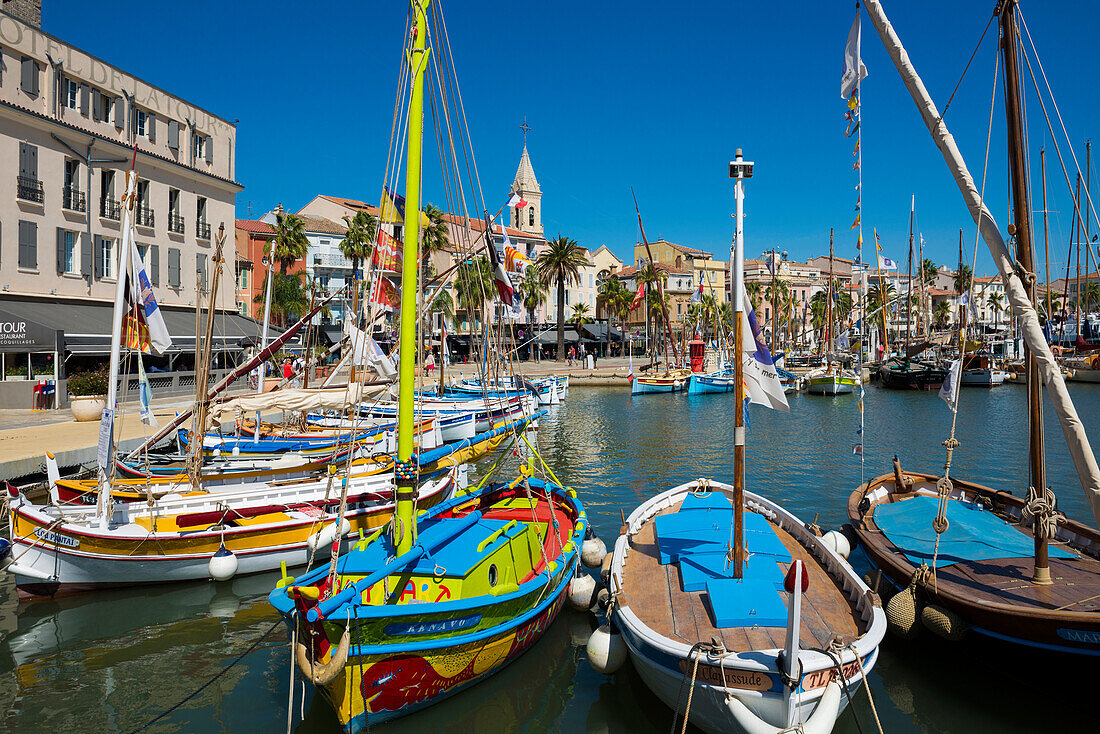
top-left (70, 395), bottom-right (106, 422)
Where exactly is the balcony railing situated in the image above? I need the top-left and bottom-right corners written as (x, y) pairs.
top-left (168, 212), bottom-right (185, 234)
top-left (312, 252), bottom-right (351, 269)
top-left (62, 185), bottom-right (86, 213)
top-left (196, 219), bottom-right (211, 240)
top-left (135, 204), bottom-right (155, 228)
top-left (16, 175), bottom-right (44, 204)
top-left (100, 196), bottom-right (121, 221)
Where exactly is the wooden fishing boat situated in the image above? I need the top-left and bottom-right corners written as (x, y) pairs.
top-left (877, 357), bottom-right (947, 390)
top-left (632, 368), bottom-right (691, 395)
top-left (959, 353), bottom-right (1007, 387)
top-left (269, 474), bottom-right (584, 730)
top-left (611, 480), bottom-right (885, 733)
top-left (804, 364), bottom-right (859, 395)
top-left (851, 0), bottom-right (1100, 656)
top-left (687, 370), bottom-right (736, 394)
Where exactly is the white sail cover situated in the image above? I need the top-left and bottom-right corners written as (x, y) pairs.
top-left (206, 383), bottom-right (383, 428)
top-left (864, 0), bottom-right (1100, 527)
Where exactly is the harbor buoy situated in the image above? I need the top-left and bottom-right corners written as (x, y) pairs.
top-left (820, 530), bottom-right (851, 559)
top-left (208, 543), bottom-right (239, 581)
top-left (586, 620), bottom-right (626, 674)
top-left (921, 604), bottom-right (968, 641)
top-left (885, 584), bottom-right (921, 639)
top-left (568, 567), bottom-right (597, 611)
top-left (581, 527), bottom-right (607, 569)
top-left (307, 518), bottom-right (352, 553)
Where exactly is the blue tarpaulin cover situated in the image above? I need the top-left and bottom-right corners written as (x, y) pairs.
top-left (874, 495), bottom-right (1075, 568)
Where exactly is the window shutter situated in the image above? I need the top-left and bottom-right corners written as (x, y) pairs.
top-left (114, 97), bottom-right (124, 129)
top-left (91, 90), bottom-right (101, 120)
top-left (18, 220), bottom-right (37, 269)
top-left (79, 83), bottom-right (89, 115)
top-left (56, 227), bottom-right (65, 274)
top-left (18, 142), bottom-right (29, 177)
top-left (150, 245), bottom-right (160, 286)
top-left (168, 247), bottom-right (180, 287)
top-left (20, 57), bottom-right (38, 96)
top-left (168, 120), bottom-right (179, 151)
top-left (197, 254), bottom-right (208, 291)
top-left (28, 144), bottom-right (37, 179)
top-left (148, 113), bottom-right (156, 142)
top-left (94, 237), bottom-right (105, 279)
top-left (80, 232), bottom-right (92, 277)
top-left (205, 135), bottom-right (213, 163)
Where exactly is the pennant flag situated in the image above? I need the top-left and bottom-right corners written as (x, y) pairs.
top-left (441, 323), bottom-right (451, 366)
top-left (741, 298), bottom-right (790, 412)
top-left (630, 280), bottom-right (646, 312)
top-left (852, 444), bottom-right (863, 456)
top-left (126, 238), bottom-right (171, 355)
top-left (368, 335), bottom-right (397, 379)
top-left (938, 359), bottom-right (962, 410)
top-left (372, 229), bottom-right (402, 272)
top-left (850, 213), bottom-right (860, 229)
top-left (484, 214), bottom-right (514, 305)
top-left (840, 13), bottom-right (868, 100)
top-left (958, 291), bottom-right (970, 306)
top-left (627, 350), bottom-right (634, 382)
top-left (506, 192), bottom-right (529, 210)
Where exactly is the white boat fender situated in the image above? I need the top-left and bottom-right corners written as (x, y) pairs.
top-left (581, 526), bottom-right (607, 569)
top-left (820, 530), bottom-right (851, 559)
top-left (726, 680), bottom-right (842, 734)
top-left (568, 567), bottom-right (597, 612)
top-left (208, 543), bottom-right (239, 581)
top-left (296, 625), bottom-right (351, 686)
top-left (307, 518), bottom-right (353, 553)
top-left (585, 619), bottom-right (626, 675)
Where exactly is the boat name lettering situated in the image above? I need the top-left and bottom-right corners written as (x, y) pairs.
top-left (384, 613), bottom-right (481, 636)
top-left (33, 528), bottom-right (79, 548)
top-left (802, 660), bottom-right (861, 690)
top-left (676, 661), bottom-right (771, 692)
top-left (1056, 628), bottom-right (1100, 645)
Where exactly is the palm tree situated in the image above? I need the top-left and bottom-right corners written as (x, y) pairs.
top-left (519, 266), bottom-right (547, 360)
top-left (1081, 280), bottom-right (1100, 317)
top-left (254, 271), bottom-right (308, 326)
top-left (866, 280), bottom-right (897, 348)
top-left (987, 291), bottom-right (1005, 331)
top-left (597, 277), bottom-right (626, 358)
top-left (339, 210), bottom-right (377, 276)
top-left (953, 264), bottom-right (973, 294)
top-left (700, 293), bottom-right (718, 339)
top-left (921, 258), bottom-right (938, 286)
top-left (536, 235), bottom-right (588, 360)
top-left (746, 281), bottom-right (764, 312)
top-left (933, 300), bottom-right (951, 329)
top-left (421, 203), bottom-right (450, 278)
top-left (270, 211), bottom-right (309, 275)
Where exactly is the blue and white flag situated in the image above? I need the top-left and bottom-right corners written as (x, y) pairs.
top-left (938, 359), bottom-right (962, 411)
top-left (742, 298), bottom-right (790, 412)
top-left (877, 254), bottom-right (898, 270)
top-left (137, 358), bottom-right (158, 427)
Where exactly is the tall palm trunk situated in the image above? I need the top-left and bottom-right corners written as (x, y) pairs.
top-left (556, 277), bottom-right (566, 360)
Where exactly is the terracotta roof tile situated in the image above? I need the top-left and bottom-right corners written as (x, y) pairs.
top-left (235, 219), bottom-right (274, 235)
top-left (298, 215), bottom-right (348, 235)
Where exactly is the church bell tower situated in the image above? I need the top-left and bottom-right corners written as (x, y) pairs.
top-left (510, 119), bottom-right (542, 236)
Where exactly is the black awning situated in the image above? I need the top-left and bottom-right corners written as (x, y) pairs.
top-left (0, 296), bottom-right (289, 356)
top-left (0, 309), bottom-right (63, 353)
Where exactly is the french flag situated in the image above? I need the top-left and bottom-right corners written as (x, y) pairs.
top-left (484, 214), bottom-right (514, 306)
top-left (506, 192), bottom-right (528, 210)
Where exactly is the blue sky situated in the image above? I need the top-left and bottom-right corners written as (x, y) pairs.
top-left (44, 1), bottom-right (1100, 278)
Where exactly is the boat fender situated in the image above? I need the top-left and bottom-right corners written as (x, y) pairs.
top-left (295, 626), bottom-right (350, 686)
top-left (885, 584), bottom-right (921, 639)
top-left (208, 543), bottom-right (239, 582)
top-left (568, 568), bottom-right (597, 612)
top-left (0, 537), bottom-right (10, 562)
top-left (726, 680), bottom-right (842, 734)
top-left (820, 530), bottom-right (851, 559)
top-left (585, 619), bottom-right (626, 675)
top-left (862, 570), bottom-right (896, 603)
top-left (600, 552), bottom-right (614, 585)
top-left (921, 603), bottom-right (968, 641)
top-left (307, 518), bottom-right (353, 553)
top-left (581, 533), bottom-right (608, 569)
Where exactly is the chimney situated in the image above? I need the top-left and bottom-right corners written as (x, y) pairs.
top-left (1, 0), bottom-right (42, 27)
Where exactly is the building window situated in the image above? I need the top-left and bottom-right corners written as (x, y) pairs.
top-left (62, 230), bottom-right (77, 274)
top-left (197, 254), bottom-right (208, 292)
top-left (237, 267), bottom-right (250, 290)
top-left (168, 247), bottom-right (181, 287)
top-left (565, 290), bottom-right (570, 305)
top-left (18, 220), bottom-right (38, 269)
top-left (528, 206), bottom-right (535, 227)
top-left (136, 109), bottom-right (147, 137)
top-left (196, 197), bottom-right (210, 239)
top-left (64, 78), bottom-right (78, 109)
top-left (168, 188), bottom-right (184, 234)
top-left (193, 133), bottom-right (206, 160)
top-left (100, 237), bottom-right (114, 279)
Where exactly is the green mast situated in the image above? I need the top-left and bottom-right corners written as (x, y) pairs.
top-left (395, 0), bottom-right (431, 555)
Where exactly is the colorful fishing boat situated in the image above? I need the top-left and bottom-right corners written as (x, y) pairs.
top-left (877, 357), bottom-right (947, 390)
top-left (631, 368), bottom-right (691, 395)
top-left (687, 369), bottom-right (735, 394)
top-left (804, 364), bottom-right (859, 395)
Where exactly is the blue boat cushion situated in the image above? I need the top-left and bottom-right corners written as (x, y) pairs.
top-left (705, 577), bottom-right (789, 628)
top-left (408, 518), bottom-right (514, 577)
top-left (679, 551), bottom-right (786, 593)
top-left (873, 495), bottom-right (1076, 569)
top-left (654, 502), bottom-right (791, 565)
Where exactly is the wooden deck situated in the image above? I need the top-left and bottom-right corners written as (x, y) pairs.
top-left (621, 503), bottom-right (865, 652)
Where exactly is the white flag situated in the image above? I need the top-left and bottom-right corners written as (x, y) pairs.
top-left (878, 254), bottom-right (898, 270)
top-left (938, 359), bottom-right (962, 411)
top-left (840, 13), bottom-right (868, 100)
top-left (741, 297), bottom-right (790, 412)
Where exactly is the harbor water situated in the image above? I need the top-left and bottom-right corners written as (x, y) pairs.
top-left (3, 382), bottom-right (1098, 733)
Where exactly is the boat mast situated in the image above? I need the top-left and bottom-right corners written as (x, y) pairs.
top-left (1086, 141), bottom-right (1093, 334)
top-left (826, 231), bottom-right (834, 356)
top-left (188, 225), bottom-right (225, 490)
top-left (730, 149), bottom-right (752, 579)
top-left (633, 193), bottom-right (680, 370)
top-left (1041, 148), bottom-right (1051, 324)
top-left (770, 246), bottom-right (778, 354)
top-left (906, 195), bottom-right (914, 356)
top-left (1075, 174), bottom-right (1082, 340)
top-left (1000, 0), bottom-right (1050, 584)
top-left (395, 0), bottom-right (430, 555)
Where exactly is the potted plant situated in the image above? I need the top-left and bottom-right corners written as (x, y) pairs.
top-left (67, 369), bottom-right (109, 421)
